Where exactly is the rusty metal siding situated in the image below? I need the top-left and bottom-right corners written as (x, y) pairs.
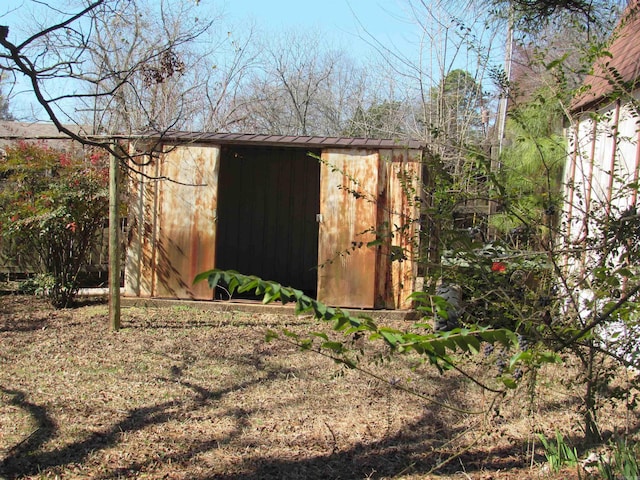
top-left (153, 145), bottom-right (219, 299)
top-left (318, 150), bottom-right (379, 308)
top-left (124, 153), bottom-right (159, 297)
top-left (374, 150), bottom-right (392, 308)
top-left (387, 149), bottom-right (422, 309)
top-left (373, 149), bottom-right (422, 309)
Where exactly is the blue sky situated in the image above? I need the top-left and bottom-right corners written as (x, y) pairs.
top-left (2, 0), bottom-right (504, 120)
top-left (223, 0), bottom-right (382, 30)
top-left (1, 0), bottom-right (415, 119)
top-left (219, 0), bottom-right (412, 58)
top-left (222, 0), bottom-right (397, 31)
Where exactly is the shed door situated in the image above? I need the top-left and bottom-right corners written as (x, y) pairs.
top-left (154, 145), bottom-right (219, 299)
top-left (318, 150), bottom-right (379, 308)
top-left (215, 146), bottom-right (320, 296)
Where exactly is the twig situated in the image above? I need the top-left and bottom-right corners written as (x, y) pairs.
top-left (556, 283), bottom-right (640, 351)
top-left (276, 335), bottom-right (495, 415)
top-left (1, 427), bottom-right (40, 461)
top-left (323, 421), bottom-right (339, 454)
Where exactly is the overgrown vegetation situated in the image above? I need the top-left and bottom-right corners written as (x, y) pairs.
top-left (0, 141), bottom-right (110, 307)
top-left (0, 296), bottom-right (634, 479)
top-left (197, 1), bottom-right (640, 471)
top-left (1, 0), bottom-right (639, 478)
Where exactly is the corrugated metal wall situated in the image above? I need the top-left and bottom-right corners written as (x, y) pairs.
top-left (380, 149), bottom-right (422, 309)
top-left (154, 146), bottom-right (219, 299)
top-left (125, 144), bottom-right (219, 299)
top-left (125, 142), bottom-right (423, 309)
top-left (124, 148), bottom-right (159, 298)
top-left (318, 150), bottom-right (379, 308)
top-left (318, 148), bottom-right (422, 309)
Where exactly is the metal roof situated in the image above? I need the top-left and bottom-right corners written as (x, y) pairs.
top-left (572, 1), bottom-right (640, 112)
top-left (129, 131), bottom-right (426, 150)
top-left (0, 122), bottom-right (425, 151)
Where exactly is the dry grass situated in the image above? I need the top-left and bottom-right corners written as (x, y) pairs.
top-left (0, 295), bottom-right (636, 479)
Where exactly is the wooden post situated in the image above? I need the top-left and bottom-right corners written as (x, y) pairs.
top-left (109, 150), bottom-right (121, 331)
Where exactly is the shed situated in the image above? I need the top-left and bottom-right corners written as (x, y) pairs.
top-left (123, 132), bottom-right (426, 310)
top-left (564, 1), bottom-right (640, 244)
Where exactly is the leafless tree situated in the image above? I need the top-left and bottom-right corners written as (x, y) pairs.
top-left (231, 29), bottom-right (372, 137)
top-left (0, 74), bottom-right (11, 120)
top-left (191, 27), bottom-right (261, 133)
top-left (378, 1), bottom-right (501, 165)
top-left (83, 0), bottom-right (217, 134)
top-left (0, 0), bottom-right (220, 164)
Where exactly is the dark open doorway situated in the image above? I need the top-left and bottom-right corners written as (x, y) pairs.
top-left (215, 146), bottom-right (321, 297)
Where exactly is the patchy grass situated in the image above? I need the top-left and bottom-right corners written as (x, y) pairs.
top-left (0, 295), bottom-right (637, 479)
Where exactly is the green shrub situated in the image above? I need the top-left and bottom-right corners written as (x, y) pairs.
top-left (0, 141), bottom-right (110, 307)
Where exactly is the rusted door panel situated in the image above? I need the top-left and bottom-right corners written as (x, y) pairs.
top-left (154, 145), bottom-right (219, 299)
top-left (386, 149), bottom-right (422, 309)
top-left (374, 150), bottom-right (391, 308)
top-left (373, 149), bottom-right (423, 309)
top-left (124, 154), bottom-right (159, 298)
top-left (318, 150), bottom-right (379, 308)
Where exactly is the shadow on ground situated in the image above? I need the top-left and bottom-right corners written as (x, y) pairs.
top-left (0, 375), bottom-right (267, 479)
top-left (0, 373), bottom-right (540, 480)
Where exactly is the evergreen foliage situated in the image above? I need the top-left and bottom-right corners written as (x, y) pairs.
top-left (492, 86), bottom-right (566, 244)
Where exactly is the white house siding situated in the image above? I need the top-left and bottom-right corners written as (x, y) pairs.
top-left (565, 96), bottom-right (640, 364)
top-left (565, 97), bottom-right (640, 247)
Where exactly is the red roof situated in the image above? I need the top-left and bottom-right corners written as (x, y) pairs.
top-left (572, 2), bottom-right (640, 112)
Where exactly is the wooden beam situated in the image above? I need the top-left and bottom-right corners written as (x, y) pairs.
top-left (109, 150), bottom-right (121, 331)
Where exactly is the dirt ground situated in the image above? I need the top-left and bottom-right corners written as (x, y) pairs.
top-left (0, 295), bottom-right (636, 479)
